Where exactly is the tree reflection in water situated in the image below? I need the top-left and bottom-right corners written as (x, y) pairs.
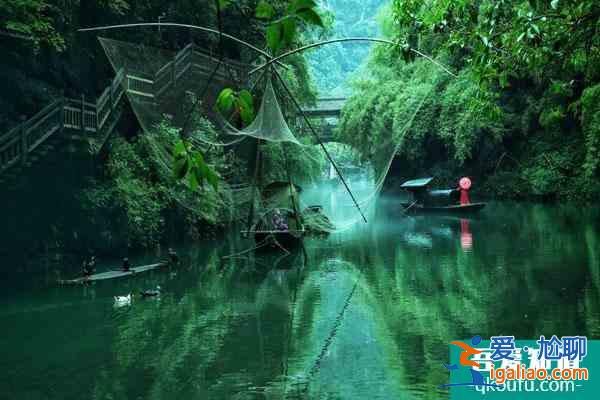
top-left (86, 202), bottom-right (599, 400)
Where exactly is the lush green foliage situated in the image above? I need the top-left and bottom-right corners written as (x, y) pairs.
top-left (305, 0), bottom-right (387, 95)
top-left (257, 0), bottom-right (325, 55)
top-left (215, 0), bottom-right (324, 116)
top-left (261, 140), bottom-right (326, 185)
top-left (339, 0), bottom-right (600, 199)
top-left (2, 0), bottom-right (325, 246)
top-left (581, 84), bottom-right (600, 178)
top-left (83, 117), bottom-right (236, 247)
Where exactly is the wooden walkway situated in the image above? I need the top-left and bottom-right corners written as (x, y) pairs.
top-left (0, 69), bottom-right (126, 178)
top-left (302, 98), bottom-right (347, 117)
top-left (0, 42), bottom-right (249, 180)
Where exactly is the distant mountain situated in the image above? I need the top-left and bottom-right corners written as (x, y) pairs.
top-left (307, 0), bottom-right (388, 96)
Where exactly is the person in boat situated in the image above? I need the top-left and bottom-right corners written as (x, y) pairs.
top-left (121, 257), bottom-right (131, 272)
top-left (82, 255), bottom-right (96, 277)
top-left (272, 208), bottom-right (288, 231)
top-left (167, 248), bottom-right (179, 265)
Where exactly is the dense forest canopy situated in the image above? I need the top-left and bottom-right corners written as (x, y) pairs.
top-left (339, 0), bottom-right (600, 199)
top-left (1, 0), bottom-right (326, 248)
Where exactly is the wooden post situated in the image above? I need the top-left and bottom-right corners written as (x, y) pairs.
top-left (59, 97), bottom-right (65, 134)
top-left (20, 122), bottom-right (27, 166)
top-left (80, 94), bottom-right (85, 134)
top-left (172, 57), bottom-right (177, 85)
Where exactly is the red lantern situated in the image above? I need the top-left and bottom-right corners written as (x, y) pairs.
top-left (459, 177), bottom-right (471, 205)
top-left (459, 177), bottom-right (472, 190)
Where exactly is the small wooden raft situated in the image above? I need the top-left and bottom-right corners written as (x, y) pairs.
top-left (59, 262), bottom-right (167, 285)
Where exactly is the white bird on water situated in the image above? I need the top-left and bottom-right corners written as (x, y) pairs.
top-left (113, 294), bottom-right (132, 308)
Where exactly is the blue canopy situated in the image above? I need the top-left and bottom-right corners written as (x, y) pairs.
top-left (400, 177), bottom-right (434, 189)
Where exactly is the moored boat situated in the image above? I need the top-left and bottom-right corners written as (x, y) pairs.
top-left (250, 207), bottom-right (305, 250)
top-left (400, 177), bottom-right (486, 215)
top-left (58, 262), bottom-right (167, 285)
top-left (401, 202), bottom-right (486, 214)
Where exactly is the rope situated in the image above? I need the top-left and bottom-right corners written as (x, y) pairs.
top-left (272, 69), bottom-right (368, 224)
top-left (402, 200), bottom-right (418, 215)
top-left (221, 237), bottom-right (271, 259)
top-left (299, 281), bottom-right (358, 395)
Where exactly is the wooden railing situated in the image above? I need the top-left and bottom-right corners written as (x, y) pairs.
top-left (0, 99), bottom-right (63, 174)
top-left (0, 68), bottom-right (125, 175)
top-left (0, 42), bottom-right (249, 177)
top-left (128, 43), bottom-right (250, 99)
top-left (96, 69), bottom-right (125, 130)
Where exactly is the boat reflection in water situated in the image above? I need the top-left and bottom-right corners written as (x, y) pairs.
top-left (460, 218), bottom-right (473, 252)
top-left (2, 201), bottom-right (599, 400)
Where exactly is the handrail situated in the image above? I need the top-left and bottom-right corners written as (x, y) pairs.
top-left (0, 125), bottom-right (21, 146)
top-left (155, 60), bottom-right (173, 78)
top-left (174, 42), bottom-right (193, 63)
top-left (1, 66), bottom-right (127, 175)
top-left (25, 98), bottom-right (64, 128)
top-left (1, 39), bottom-right (247, 176)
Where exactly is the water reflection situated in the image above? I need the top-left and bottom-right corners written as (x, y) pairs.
top-left (0, 202), bottom-right (599, 399)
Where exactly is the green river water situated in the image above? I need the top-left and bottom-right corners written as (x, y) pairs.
top-left (1, 200), bottom-right (599, 399)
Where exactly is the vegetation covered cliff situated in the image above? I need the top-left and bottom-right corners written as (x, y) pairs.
top-left (338, 0), bottom-right (600, 200)
top-left (0, 0), bottom-right (321, 250)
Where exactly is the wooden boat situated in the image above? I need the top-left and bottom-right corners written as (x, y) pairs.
top-left (400, 177), bottom-right (486, 215)
top-left (59, 262), bottom-right (167, 285)
top-left (246, 207), bottom-right (305, 251)
top-left (401, 202), bottom-right (486, 214)
top-left (243, 181), bottom-right (306, 251)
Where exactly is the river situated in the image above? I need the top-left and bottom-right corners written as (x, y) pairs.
top-left (1, 199), bottom-right (599, 399)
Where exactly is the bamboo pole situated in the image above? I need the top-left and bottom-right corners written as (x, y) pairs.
top-left (78, 23), bottom-right (288, 70)
top-left (249, 37), bottom-right (457, 77)
top-left (272, 69), bottom-right (368, 224)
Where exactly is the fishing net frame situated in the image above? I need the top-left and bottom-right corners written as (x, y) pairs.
top-left (80, 22), bottom-right (456, 238)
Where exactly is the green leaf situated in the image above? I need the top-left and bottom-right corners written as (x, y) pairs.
top-left (296, 8), bottom-right (324, 27)
top-left (499, 72), bottom-right (509, 88)
top-left (173, 140), bottom-right (186, 157)
top-left (238, 90), bottom-right (254, 113)
top-left (6, 21), bottom-right (33, 34)
top-left (188, 168), bottom-right (199, 190)
top-left (282, 17), bottom-right (297, 45)
top-left (266, 23), bottom-right (282, 54)
top-left (174, 157), bottom-right (189, 180)
top-left (205, 167), bottom-right (219, 190)
top-left (256, 1), bottom-right (275, 19)
top-left (551, 0), bottom-right (559, 10)
top-left (237, 89), bottom-right (255, 125)
top-left (239, 103), bottom-right (254, 126)
top-left (193, 152), bottom-right (206, 169)
top-left (289, 0), bottom-right (317, 13)
top-left (216, 88), bottom-right (235, 114)
top-left (218, 0), bottom-right (230, 9)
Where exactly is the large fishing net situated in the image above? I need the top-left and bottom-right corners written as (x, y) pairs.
top-left (99, 34), bottom-right (433, 242)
